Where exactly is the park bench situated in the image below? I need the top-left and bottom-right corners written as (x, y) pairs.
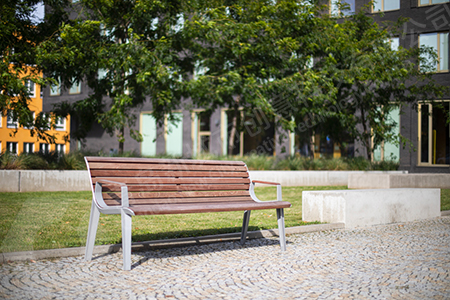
top-left (84, 156), bottom-right (292, 270)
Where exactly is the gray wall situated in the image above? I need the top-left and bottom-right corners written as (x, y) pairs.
top-left (0, 170), bottom-right (408, 192)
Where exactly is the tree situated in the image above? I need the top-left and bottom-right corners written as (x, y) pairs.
top-left (37, 0), bottom-right (187, 153)
top-left (185, 0), bottom-right (325, 154)
top-left (271, 3), bottom-right (447, 160)
top-left (1, 0), bottom-right (68, 142)
top-left (321, 6), bottom-right (447, 160)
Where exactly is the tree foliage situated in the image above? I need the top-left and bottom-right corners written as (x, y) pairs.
top-left (264, 3), bottom-right (447, 159)
top-left (185, 0), bottom-right (326, 153)
top-left (1, 0), bottom-right (68, 142)
top-left (314, 5), bottom-right (447, 159)
top-left (37, 0), bottom-right (187, 152)
top-left (31, 0), bottom-right (447, 157)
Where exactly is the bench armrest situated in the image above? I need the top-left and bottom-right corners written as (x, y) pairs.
top-left (95, 179), bottom-right (129, 208)
top-left (251, 180), bottom-right (280, 186)
top-left (96, 179), bottom-right (127, 187)
top-left (250, 180), bottom-right (282, 202)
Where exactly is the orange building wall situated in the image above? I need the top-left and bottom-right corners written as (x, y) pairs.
top-left (0, 68), bottom-right (70, 155)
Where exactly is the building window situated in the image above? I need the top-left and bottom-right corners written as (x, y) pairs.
top-left (38, 112), bottom-right (51, 129)
top-left (165, 113), bottom-right (183, 156)
top-left (98, 69), bottom-right (107, 80)
top-left (330, 0), bottom-right (355, 16)
top-left (0, 111), bottom-right (2, 128)
top-left (55, 144), bottom-right (65, 155)
top-left (389, 37), bottom-right (400, 51)
top-left (140, 113), bottom-right (157, 157)
top-left (373, 108), bottom-right (400, 162)
top-left (419, 32), bottom-right (449, 72)
top-left (7, 142), bottom-right (18, 154)
top-left (6, 111), bottom-right (18, 129)
top-left (418, 102), bottom-right (449, 165)
top-left (193, 60), bottom-right (208, 80)
top-left (419, 0), bottom-right (449, 6)
top-left (192, 111), bottom-right (211, 156)
top-left (373, 0), bottom-right (400, 12)
top-left (50, 79), bottom-right (60, 96)
top-left (25, 80), bottom-right (36, 98)
top-left (55, 117), bottom-right (65, 131)
top-left (69, 79), bottom-right (81, 94)
top-left (172, 13), bottom-right (184, 33)
top-left (23, 142), bottom-right (34, 154)
top-left (40, 143), bottom-right (50, 154)
top-left (23, 112), bottom-right (35, 130)
top-left (221, 108), bottom-right (275, 157)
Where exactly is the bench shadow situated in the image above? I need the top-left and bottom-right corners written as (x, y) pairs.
top-left (130, 236), bottom-right (283, 269)
top-left (90, 226), bottom-right (288, 269)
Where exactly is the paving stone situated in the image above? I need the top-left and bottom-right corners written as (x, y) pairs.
top-left (0, 217), bottom-right (449, 299)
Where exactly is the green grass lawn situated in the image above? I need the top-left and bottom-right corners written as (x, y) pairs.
top-left (1, 186), bottom-right (449, 253)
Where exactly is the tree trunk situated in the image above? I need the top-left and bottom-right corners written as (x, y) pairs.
top-left (308, 128), bottom-right (315, 159)
top-left (228, 97), bottom-right (240, 155)
top-left (360, 106), bottom-right (372, 161)
top-left (118, 126), bottom-right (125, 155)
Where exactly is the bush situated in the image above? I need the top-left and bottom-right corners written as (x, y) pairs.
top-left (0, 149), bottom-right (399, 171)
top-left (0, 152), bottom-right (22, 169)
top-left (0, 151), bottom-right (85, 170)
top-left (242, 154), bottom-right (275, 170)
top-left (195, 153), bottom-right (398, 171)
top-left (344, 157), bottom-right (372, 170)
top-left (17, 154), bottom-right (50, 169)
top-left (371, 159), bottom-right (400, 171)
top-left (58, 152), bottom-right (87, 170)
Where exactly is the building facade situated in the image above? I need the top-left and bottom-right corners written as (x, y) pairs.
top-left (0, 67), bottom-right (70, 155)
top-left (327, 0), bottom-right (449, 173)
top-left (42, 0), bottom-right (449, 173)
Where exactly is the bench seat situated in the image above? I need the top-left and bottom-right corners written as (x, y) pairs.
top-left (84, 156), bottom-right (291, 270)
top-left (129, 201), bottom-right (292, 215)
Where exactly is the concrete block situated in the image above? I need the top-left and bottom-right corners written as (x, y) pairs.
top-left (19, 170), bottom-right (91, 192)
top-left (348, 173), bottom-right (450, 189)
top-left (302, 188), bottom-right (441, 228)
top-left (0, 170), bottom-right (20, 192)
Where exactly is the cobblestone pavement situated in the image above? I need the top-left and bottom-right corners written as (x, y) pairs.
top-left (1, 217), bottom-right (449, 299)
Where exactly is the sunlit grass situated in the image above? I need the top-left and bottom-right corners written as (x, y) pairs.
top-left (1, 187), bottom-right (448, 253)
top-left (441, 189), bottom-right (450, 211)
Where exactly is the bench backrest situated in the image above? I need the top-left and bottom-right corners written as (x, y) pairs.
top-left (85, 157), bottom-right (252, 206)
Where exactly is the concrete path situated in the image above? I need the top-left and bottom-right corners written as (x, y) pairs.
top-left (1, 217), bottom-right (449, 299)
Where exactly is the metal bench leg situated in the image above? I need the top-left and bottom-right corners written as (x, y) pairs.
top-left (240, 210), bottom-right (251, 245)
top-left (277, 208), bottom-right (287, 251)
top-left (85, 201), bottom-right (100, 261)
top-left (121, 210), bottom-right (132, 271)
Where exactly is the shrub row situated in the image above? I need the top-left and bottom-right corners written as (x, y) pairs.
top-left (0, 151), bottom-right (399, 171)
top-left (195, 154), bottom-right (399, 171)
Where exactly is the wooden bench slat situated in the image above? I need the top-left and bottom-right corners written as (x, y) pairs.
top-left (130, 201), bottom-right (292, 215)
top-left (90, 170), bottom-right (249, 178)
top-left (86, 156), bottom-right (246, 166)
top-left (88, 162), bottom-right (248, 172)
top-left (102, 184), bottom-right (250, 192)
top-left (102, 190), bottom-right (250, 200)
top-left (93, 177), bottom-right (250, 185)
top-left (104, 196), bottom-right (255, 206)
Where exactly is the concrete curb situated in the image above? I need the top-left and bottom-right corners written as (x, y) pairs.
top-left (0, 223), bottom-right (344, 264)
